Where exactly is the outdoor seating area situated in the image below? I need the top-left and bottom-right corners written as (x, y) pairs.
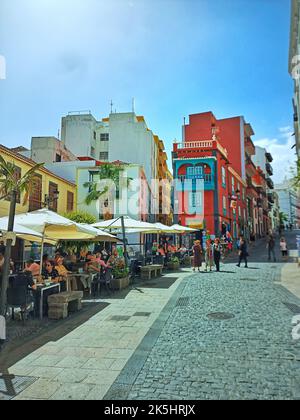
top-left (0, 211), bottom-right (199, 327)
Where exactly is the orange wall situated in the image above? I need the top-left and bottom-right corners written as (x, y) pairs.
top-left (218, 117), bottom-right (243, 177)
top-left (185, 112), bottom-right (217, 141)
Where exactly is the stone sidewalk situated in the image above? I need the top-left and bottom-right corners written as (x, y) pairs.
top-left (279, 263), bottom-right (300, 299)
top-left (7, 270), bottom-right (191, 400)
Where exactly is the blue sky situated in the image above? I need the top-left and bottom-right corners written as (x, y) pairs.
top-left (0, 0), bottom-right (295, 182)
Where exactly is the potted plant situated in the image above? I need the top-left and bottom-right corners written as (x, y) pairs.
top-left (167, 256), bottom-right (180, 270)
top-left (111, 266), bottom-right (130, 290)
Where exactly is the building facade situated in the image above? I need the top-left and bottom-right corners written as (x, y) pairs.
top-left (61, 110), bottom-right (172, 223)
top-left (275, 178), bottom-right (300, 228)
top-left (0, 144), bottom-right (76, 218)
top-left (172, 112), bottom-right (250, 239)
top-left (289, 0), bottom-right (300, 158)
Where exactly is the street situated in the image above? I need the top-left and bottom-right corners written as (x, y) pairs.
top-left (2, 231), bottom-right (299, 400)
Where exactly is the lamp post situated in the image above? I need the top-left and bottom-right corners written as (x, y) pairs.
top-left (228, 189), bottom-right (240, 238)
top-left (44, 190), bottom-right (60, 210)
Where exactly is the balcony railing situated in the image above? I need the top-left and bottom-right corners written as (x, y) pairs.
top-left (266, 162), bottom-right (273, 176)
top-left (266, 177), bottom-right (274, 189)
top-left (177, 141), bottom-right (213, 149)
top-left (175, 140), bottom-right (228, 159)
top-left (265, 152), bottom-right (273, 163)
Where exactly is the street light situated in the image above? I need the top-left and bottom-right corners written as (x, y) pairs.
top-left (44, 190), bottom-right (60, 209)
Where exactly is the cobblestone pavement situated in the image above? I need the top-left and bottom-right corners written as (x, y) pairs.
top-left (107, 263), bottom-right (300, 400)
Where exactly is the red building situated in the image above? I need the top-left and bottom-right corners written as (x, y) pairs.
top-left (172, 112), bottom-right (258, 239)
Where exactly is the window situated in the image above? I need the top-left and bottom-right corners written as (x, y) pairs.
top-left (48, 182), bottom-right (58, 212)
top-left (99, 152), bottom-right (108, 160)
top-left (223, 196), bottom-right (227, 210)
top-left (242, 188), bottom-right (245, 201)
top-left (91, 147), bottom-right (95, 157)
top-left (55, 154), bottom-right (61, 162)
top-left (187, 166), bottom-right (203, 178)
top-left (231, 177), bottom-right (235, 194)
top-left (93, 131), bottom-right (96, 140)
top-left (29, 174), bottom-right (42, 211)
top-left (189, 192), bottom-right (202, 208)
top-left (100, 133), bottom-right (109, 142)
top-left (67, 191), bottom-right (74, 212)
top-left (222, 167), bottom-right (226, 187)
top-left (238, 206), bottom-right (241, 218)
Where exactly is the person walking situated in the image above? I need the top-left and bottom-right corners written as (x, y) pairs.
top-left (266, 231), bottom-right (276, 262)
top-left (192, 240), bottom-right (203, 272)
top-left (212, 238), bottom-right (222, 272)
top-left (204, 239), bottom-right (214, 271)
top-left (280, 237), bottom-right (288, 259)
top-left (236, 236), bottom-right (248, 268)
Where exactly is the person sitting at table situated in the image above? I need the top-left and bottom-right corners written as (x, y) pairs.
top-left (82, 254), bottom-right (102, 291)
top-left (79, 248), bottom-right (89, 261)
top-left (100, 248), bottom-right (109, 261)
top-left (178, 245), bottom-right (187, 256)
top-left (107, 248), bottom-right (122, 267)
top-left (95, 252), bottom-right (111, 268)
top-left (42, 261), bottom-right (59, 282)
top-left (24, 259), bottom-right (40, 277)
top-left (42, 254), bottom-right (49, 269)
top-left (55, 257), bottom-right (77, 291)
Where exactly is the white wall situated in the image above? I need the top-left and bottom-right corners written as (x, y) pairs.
top-left (108, 113), bottom-right (155, 184)
top-left (61, 114), bottom-right (98, 158)
top-left (253, 146), bottom-right (266, 174)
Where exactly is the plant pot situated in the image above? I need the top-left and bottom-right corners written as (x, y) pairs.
top-left (111, 276), bottom-right (130, 291)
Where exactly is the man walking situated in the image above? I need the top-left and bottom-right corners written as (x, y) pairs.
top-left (266, 231), bottom-right (276, 262)
top-left (236, 236), bottom-right (248, 268)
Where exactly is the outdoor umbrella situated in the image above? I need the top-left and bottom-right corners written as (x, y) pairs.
top-left (0, 218), bottom-right (44, 243)
top-left (0, 209), bottom-right (118, 272)
top-left (170, 224), bottom-right (199, 233)
top-left (0, 209), bottom-right (115, 241)
top-left (92, 216), bottom-right (161, 233)
top-left (77, 224), bottom-right (118, 242)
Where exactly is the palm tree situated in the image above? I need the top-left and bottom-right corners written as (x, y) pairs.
top-left (83, 163), bottom-right (132, 211)
top-left (279, 211), bottom-right (288, 228)
top-left (0, 156), bottom-right (44, 316)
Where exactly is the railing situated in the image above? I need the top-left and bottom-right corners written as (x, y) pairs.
top-left (176, 141), bottom-right (213, 149)
top-left (266, 163), bottom-right (273, 176)
top-left (178, 174), bottom-right (212, 183)
top-left (175, 140), bottom-right (228, 158)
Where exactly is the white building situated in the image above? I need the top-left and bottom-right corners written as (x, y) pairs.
top-left (275, 178), bottom-right (300, 227)
top-left (61, 111), bottom-right (158, 185)
top-left (45, 160), bottom-right (151, 222)
top-left (12, 137), bottom-right (78, 164)
top-left (61, 111), bottom-right (163, 220)
top-left (289, 0), bottom-right (300, 158)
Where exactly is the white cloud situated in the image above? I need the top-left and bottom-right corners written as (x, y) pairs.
top-left (254, 127), bottom-right (297, 184)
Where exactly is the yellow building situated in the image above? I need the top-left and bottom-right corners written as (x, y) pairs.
top-left (154, 135), bottom-right (173, 225)
top-left (0, 144), bottom-right (76, 218)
